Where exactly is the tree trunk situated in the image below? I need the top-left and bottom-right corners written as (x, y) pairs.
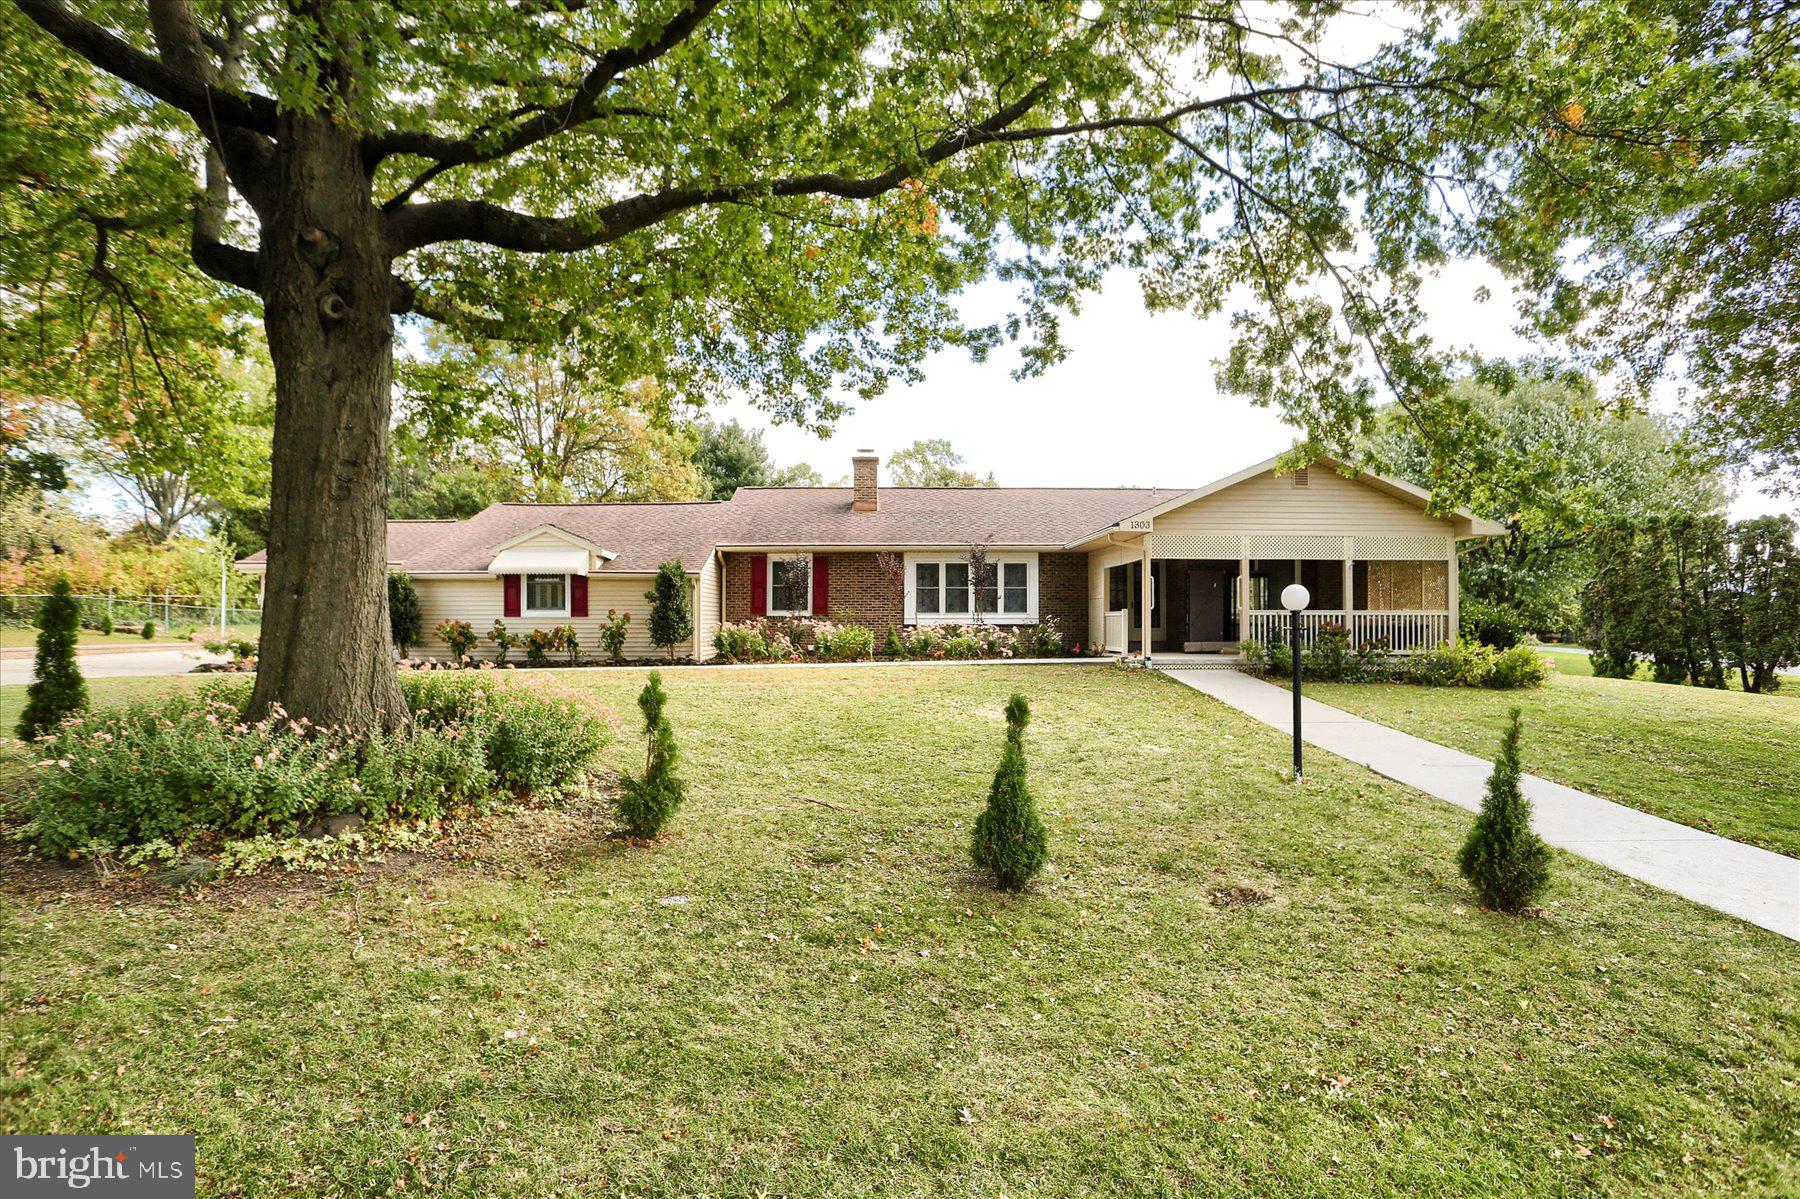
top-left (248, 111), bottom-right (406, 730)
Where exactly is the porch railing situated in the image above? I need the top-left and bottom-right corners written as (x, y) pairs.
top-left (1103, 608), bottom-right (1129, 654)
top-left (1244, 609), bottom-right (1449, 652)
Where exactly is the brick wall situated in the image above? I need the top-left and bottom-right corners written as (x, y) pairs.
top-left (721, 551), bottom-right (904, 630)
top-left (722, 549), bottom-right (1089, 647)
top-left (1038, 551), bottom-right (1089, 648)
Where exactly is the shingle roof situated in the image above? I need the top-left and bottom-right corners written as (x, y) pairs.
top-left (235, 487), bottom-right (1186, 574)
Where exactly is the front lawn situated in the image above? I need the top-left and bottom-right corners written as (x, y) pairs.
top-left (1303, 671), bottom-right (1800, 858)
top-left (1, 666), bottom-right (1794, 1197)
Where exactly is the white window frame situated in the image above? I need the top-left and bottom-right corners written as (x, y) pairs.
top-left (523, 572), bottom-right (570, 617)
top-left (903, 552), bottom-right (1039, 624)
top-left (767, 552), bottom-right (813, 617)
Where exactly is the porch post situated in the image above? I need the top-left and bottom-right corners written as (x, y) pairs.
top-left (1343, 537), bottom-right (1355, 638)
top-left (1447, 538), bottom-right (1459, 646)
top-left (1140, 541), bottom-right (1154, 663)
top-left (1238, 536), bottom-right (1250, 644)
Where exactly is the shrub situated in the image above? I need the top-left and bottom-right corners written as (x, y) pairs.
top-left (970, 694), bottom-right (1048, 891)
top-left (523, 627), bottom-right (556, 666)
top-left (942, 634), bottom-right (981, 660)
top-left (905, 626), bottom-right (946, 659)
top-left (1459, 598), bottom-right (1527, 649)
top-left (388, 571), bottom-right (423, 656)
top-left (141, 620), bottom-right (156, 640)
top-left (814, 621), bottom-right (874, 662)
top-left (882, 624), bottom-right (905, 659)
top-left (599, 609), bottom-right (631, 661)
top-left (487, 619), bottom-right (518, 665)
top-left (1457, 708), bottom-right (1552, 912)
top-left (17, 577), bottom-right (88, 741)
top-left (1017, 616), bottom-right (1064, 658)
top-left (552, 623), bottom-right (582, 665)
top-left (617, 671), bottom-right (685, 838)
top-left (436, 618), bottom-right (477, 660)
top-left (19, 675), bottom-right (605, 860)
top-left (645, 560), bottom-right (692, 660)
top-left (204, 637), bottom-right (258, 662)
top-left (713, 620), bottom-right (771, 664)
top-left (98, 614), bottom-right (114, 636)
top-left (1241, 637), bottom-right (1292, 678)
top-left (1485, 643), bottom-right (1550, 689)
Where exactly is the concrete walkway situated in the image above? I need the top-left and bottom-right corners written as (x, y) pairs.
top-left (1158, 666), bottom-right (1800, 941)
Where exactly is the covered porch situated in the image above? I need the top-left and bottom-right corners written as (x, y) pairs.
top-left (1095, 534), bottom-right (1456, 659)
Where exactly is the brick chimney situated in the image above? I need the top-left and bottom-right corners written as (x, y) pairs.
top-left (851, 449), bottom-right (879, 512)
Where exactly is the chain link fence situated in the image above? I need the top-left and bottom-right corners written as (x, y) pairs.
top-left (0, 592), bottom-right (262, 637)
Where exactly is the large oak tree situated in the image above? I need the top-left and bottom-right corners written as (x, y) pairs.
top-left (10, 0), bottom-right (1777, 728)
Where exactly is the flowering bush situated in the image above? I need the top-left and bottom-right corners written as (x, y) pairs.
top-left (811, 621), bottom-right (874, 662)
top-left (18, 675), bottom-right (607, 862)
top-left (487, 619), bottom-right (519, 665)
top-left (599, 609), bottom-right (631, 661)
top-left (523, 627), bottom-right (557, 666)
top-left (436, 618), bottom-right (477, 660)
top-left (713, 620), bottom-right (771, 663)
top-left (549, 624), bottom-right (582, 665)
top-left (1014, 617), bottom-right (1064, 658)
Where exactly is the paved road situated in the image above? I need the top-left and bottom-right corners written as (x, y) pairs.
top-left (0, 647), bottom-right (225, 686)
top-left (1159, 666), bottom-right (1800, 941)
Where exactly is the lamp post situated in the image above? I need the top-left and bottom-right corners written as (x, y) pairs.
top-left (1281, 583), bottom-right (1311, 780)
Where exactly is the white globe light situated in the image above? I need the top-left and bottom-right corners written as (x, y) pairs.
top-left (1280, 583), bottom-right (1311, 612)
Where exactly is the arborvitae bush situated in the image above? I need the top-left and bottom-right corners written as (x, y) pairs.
top-left (98, 614), bottom-right (114, 636)
top-left (971, 693), bottom-right (1048, 891)
top-left (17, 577), bottom-right (88, 741)
top-left (645, 560), bottom-right (692, 660)
top-left (883, 624), bottom-right (905, 659)
top-left (388, 571), bottom-right (423, 656)
top-left (618, 671), bottom-right (685, 838)
top-left (141, 620), bottom-right (156, 639)
top-left (1457, 708), bottom-right (1552, 912)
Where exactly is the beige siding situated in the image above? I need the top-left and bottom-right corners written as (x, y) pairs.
top-left (693, 551), bottom-right (720, 661)
top-left (414, 575), bottom-right (666, 661)
top-left (1154, 469), bottom-right (1446, 537)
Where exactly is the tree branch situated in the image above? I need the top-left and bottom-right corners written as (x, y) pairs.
top-left (15, 0), bottom-right (279, 136)
top-left (386, 71), bottom-right (1482, 255)
top-left (366, 0), bottom-right (721, 185)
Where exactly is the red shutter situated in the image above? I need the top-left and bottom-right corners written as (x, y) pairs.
top-left (570, 573), bottom-right (589, 618)
top-left (811, 554), bottom-right (829, 616)
top-left (749, 554), bottom-right (768, 616)
top-left (502, 574), bottom-right (521, 618)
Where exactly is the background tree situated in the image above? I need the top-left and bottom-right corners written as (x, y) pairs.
top-left (401, 342), bottom-right (700, 503)
top-left (13, 0), bottom-right (1789, 730)
top-left (1721, 517), bottom-right (1800, 694)
top-left (645, 561), bottom-right (692, 661)
top-left (692, 418), bottom-right (821, 499)
top-left (386, 425), bottom-right (523, 522)
top-left (1365, 365), bottom-right (1718, 634)
top-left (16, 577), bottom-right (88, 741)
top-left (387, 572), bottom-right (422, 659)
top-left (887, 440), bottom-right (996, 488)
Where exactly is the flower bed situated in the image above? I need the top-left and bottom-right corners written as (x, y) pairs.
top-left (712, 616), bottom-right (1070, 664)
top-left (16, 674), bottom-right (608, 870)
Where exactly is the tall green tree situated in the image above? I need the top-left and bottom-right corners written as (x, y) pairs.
top-left (16, 576), bottom-right (88, 741)
top-left (645, 561), bottom-right (692, 661)
top-left (11, 0), bottom-right (1787, 729)
top-left (887, 439), bottom-right (995, 488)
top-left (691, 418), bottom-right (820, 499)
top-left (1365, 366), bottom-right (1718, 632)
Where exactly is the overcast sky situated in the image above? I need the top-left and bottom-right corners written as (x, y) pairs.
top-left (715, 260), bottom-right (1792, 522)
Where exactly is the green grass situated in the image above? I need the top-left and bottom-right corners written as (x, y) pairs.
top-left (1541, 646), bottom-right (1797, 695)
top-left (0, 627), bottom-right (192, 649)
top-left (1302, 671), bottom-right (1800, 858)
top-left (1, 666), bottom-right (1794, 1197)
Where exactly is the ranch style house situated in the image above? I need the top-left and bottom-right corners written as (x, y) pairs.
top-left (237, 451), bottom-right (1504, 663)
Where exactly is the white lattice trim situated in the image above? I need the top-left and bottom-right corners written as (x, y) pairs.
top-left (1244, 534), bottom-right (1347, 560)
top-left (1145, 531), bottom-right (1240, 559)
top-left (1354, 533), bottom-right (1451, 561)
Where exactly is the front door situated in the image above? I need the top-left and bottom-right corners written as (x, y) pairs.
top-left (1184, 564), bottom-right (1238, 646)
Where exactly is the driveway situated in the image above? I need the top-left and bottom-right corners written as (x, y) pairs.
top-left (0, 646), bottom-right (225, 686)
top-left (1158, 666), bottom-right (1800, 941)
